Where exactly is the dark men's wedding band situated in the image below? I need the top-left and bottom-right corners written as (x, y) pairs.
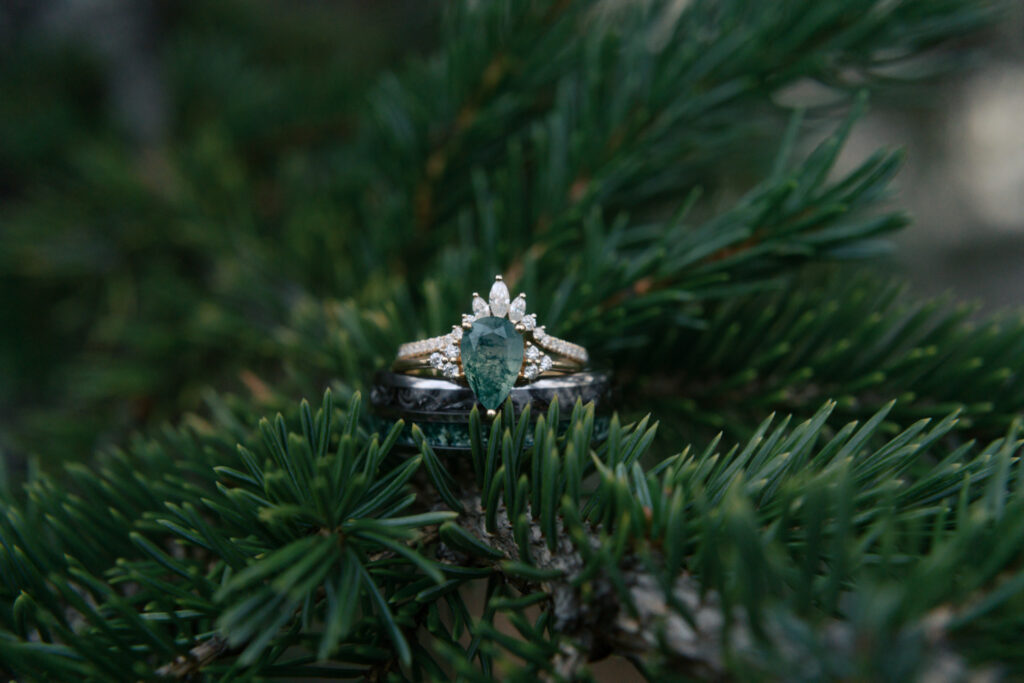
top-left (369, 370), bottom-right (612, 452)
top-left (370, 370), bottom-right (611, 421)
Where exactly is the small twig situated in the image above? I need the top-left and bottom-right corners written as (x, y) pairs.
top-left (154, 635), bottom-right (228, 679)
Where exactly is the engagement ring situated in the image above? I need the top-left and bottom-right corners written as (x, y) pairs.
top-left (392, 276), bottom-right (589, 410)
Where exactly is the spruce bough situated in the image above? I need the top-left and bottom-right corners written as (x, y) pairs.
top-left (4, 391), bottom-right (1023, 679)
top-left (2, 0), bottom-right (1024, 680)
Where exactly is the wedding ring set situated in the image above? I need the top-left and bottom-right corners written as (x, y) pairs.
top-left (371, 275), bottom-right (608, 449)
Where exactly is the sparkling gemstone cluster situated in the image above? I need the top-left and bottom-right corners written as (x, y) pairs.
top-left (522, 342), bottom-right (554, 380)
top-left (426, 324), bottom-right (464, 379)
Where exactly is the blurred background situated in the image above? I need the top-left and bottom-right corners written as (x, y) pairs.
top-left (1, 0), bottom-right (1023, 476)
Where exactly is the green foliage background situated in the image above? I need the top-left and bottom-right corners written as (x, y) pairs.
top-left (2, 0), bottom-right (1024, 680)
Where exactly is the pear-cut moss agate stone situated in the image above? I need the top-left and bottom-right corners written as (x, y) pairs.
top-left (461, 316), bottom-right (524, 410)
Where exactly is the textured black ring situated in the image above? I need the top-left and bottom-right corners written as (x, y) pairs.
top-left (369, 370), bottom-right (613, 452)
top-left (370, 370), bottom-right (612, 421)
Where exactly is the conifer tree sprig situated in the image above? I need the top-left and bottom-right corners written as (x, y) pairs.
top-left (0, 0), bottom-right (1001, 462)
top-left (660, 276), bottom-right (1024, 439)
top-left (4, 391), bottom-right (1024, 679)
top-left (363, 0), bottom-right (996, 256)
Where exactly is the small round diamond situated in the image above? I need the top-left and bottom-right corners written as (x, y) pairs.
top-left (533, 326), bottom-right (546, 340)
top-left (442, 363), bottom-right (459, 379)
top-left (450, 325), bottom-right (463, 341)
top-left (539, 355), bottom-right (553, 372)
top-left (525, 345), bottom-right (541, 361)
top-left (429, 352), bottom-right (445, 369)
top-left (444, 343), bottom-right (459, 359)
top-left (523, 364), bottom-right (540, 380)
top-left (522, 314), bottom-right (537, 330)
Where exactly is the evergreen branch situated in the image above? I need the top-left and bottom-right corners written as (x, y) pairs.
top-left (446, 473), bottom-right (976, 681)
top-left (357, 0), bottom-right (996, 292)
top-left (150, 528), bottom-right (443, 680)
top-left (0, 0), bottom-right (1002, 467)
top-left (3, 391), bottom-right (1024, 679)
top-left (646, 275), bottom-right (1024, 439)
top-left (1, 4), bottom-right (1020, 680)
top-left (277, 103), bottom-right (914, 408)
top-left (434, 402), bottom-right (1024, 678)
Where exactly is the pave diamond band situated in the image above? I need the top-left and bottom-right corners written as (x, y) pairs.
top-left (391, 275), bottom-right (590, 410)
top-left (394, 328), bottom-right (586, 368)
top-left (530, 326), bottom-right (588, 364)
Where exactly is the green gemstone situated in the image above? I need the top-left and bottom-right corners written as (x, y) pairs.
top-left (460, 316), bottom-right (524, 410)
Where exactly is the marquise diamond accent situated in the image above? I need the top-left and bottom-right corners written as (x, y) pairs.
top-left (489, 279), bottom-right (511, 318)
top-left (472, 295), bottom-right (490, 318)
top-left (509, 294), bottom-right (526, 323)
